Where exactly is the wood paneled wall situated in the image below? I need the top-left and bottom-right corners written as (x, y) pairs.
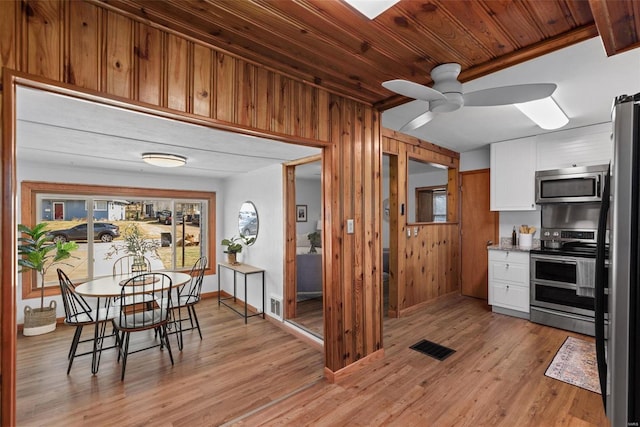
top-left (0, 1), bottom-right (382, 423)
top-left (382, 129), bottom-right (460, 316)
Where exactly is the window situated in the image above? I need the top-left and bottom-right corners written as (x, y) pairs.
top-left (415, 186), bottom-right (447, 222)
top-left (432, 190), bottom-right (447, 222)
top-left (20, 181), bottom-right (216, 300)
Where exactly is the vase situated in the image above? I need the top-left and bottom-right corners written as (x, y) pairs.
top-left (227, 252), bottom-right (239, 265)
top-left (131, 255), bottom-right (147, 273)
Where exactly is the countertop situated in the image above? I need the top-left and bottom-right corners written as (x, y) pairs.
top-left (487, 237), bottom-right (540, 252)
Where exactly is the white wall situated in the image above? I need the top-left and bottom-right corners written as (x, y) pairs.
top-left (16, 160), bottom-right (225, 323)
top-left (220, 163), bottom-right (285, 319)
top-left (295, 177), bottom-right (322, 235)
top-left (460, 146), bottom-right (490, 171)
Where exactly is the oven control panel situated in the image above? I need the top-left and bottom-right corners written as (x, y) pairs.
top-left (540, 228), bottom-right (597, 243)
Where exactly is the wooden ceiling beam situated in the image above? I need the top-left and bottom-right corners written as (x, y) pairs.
top-left (100, 0), bottom-right (639, 109)
top-left (589, 0), bottom-right (640, 56)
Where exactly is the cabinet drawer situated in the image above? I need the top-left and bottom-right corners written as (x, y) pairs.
top-left (488, 250), bottom-right (529, 264)
top-left (490, 261), bottom-right (528, 285)
top-left (492, 282), bottom-right (529, 312)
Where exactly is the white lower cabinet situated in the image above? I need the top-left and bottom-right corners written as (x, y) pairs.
top-left (488, 249), bottom-right (530, 317)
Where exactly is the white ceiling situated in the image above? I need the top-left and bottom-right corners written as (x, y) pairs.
top-left (16, 36), bottom-right (640, 178)
top-left (382, 37), bottom-right (640, 154)
top-left (16, 87), bottom-right (321, 179)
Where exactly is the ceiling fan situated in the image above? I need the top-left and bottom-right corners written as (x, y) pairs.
top-left (382, 63), bottom-right (557, 131)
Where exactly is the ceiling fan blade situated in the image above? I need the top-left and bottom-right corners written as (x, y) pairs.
top-left (382, 80), bottom-right (447, 102)
top-left (400, 111), bottom-right (435, 132)
top-left (463, 83), bottom-right (557, 106)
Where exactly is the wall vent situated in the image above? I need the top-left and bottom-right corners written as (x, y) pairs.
top-left (270, 295), bottom-right (282, 318)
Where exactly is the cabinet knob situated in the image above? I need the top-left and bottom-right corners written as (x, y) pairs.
top-left (505, 264), bottom-right (509, 268)
top-left (486, 240), bottom-right (493, 246)
top-left (506, 285), bottom-right (510, 290)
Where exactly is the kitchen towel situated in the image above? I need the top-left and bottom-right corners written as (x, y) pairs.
top-left (576, 258), bottom-right (595, 297)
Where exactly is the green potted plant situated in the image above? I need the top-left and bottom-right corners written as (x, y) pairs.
top-left (18, 222), bottom-right (78, 336)
top-left (105, 223), bottom-right (160, 271)
top-left (308, 231), bottom-right (321, 253)
top-left (221, 235), bottom-right (255, 265)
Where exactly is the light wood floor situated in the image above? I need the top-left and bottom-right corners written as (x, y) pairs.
top-left (290, 297), bottom-right (324, 337)
top-left (17, 294), bottom-right (608, 426)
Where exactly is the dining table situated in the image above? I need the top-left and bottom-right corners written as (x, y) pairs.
top-left (74, 271), bottom-right (192, 374)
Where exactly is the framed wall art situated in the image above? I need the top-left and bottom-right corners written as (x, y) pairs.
top-left (296, 205), bottom-right (307, 222)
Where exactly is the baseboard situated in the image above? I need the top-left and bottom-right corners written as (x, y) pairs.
top-left (216, 290), bottom-right (261, 314)
top-left (397, 290), bottom-right (459, 317)
top-left (324, 348), bottom-right (385, 384)
top-left (268, 318), bottom-right (324, 351)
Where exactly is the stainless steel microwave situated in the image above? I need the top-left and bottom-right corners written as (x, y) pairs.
top-left (535, 164), bottom-right (608, 204)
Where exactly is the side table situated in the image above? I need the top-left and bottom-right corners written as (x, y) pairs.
top-left (217, 262), bottom-right (265, 323)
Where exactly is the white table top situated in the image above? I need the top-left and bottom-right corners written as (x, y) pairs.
top-left (74, 271), bottom-right (192, 298)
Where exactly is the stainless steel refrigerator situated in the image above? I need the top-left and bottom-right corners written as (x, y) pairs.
top-left (596, 93), bottom-right (640, 426)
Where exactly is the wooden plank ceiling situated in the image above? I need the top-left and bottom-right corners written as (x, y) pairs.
top-left (101, 0), bottom-right (639, 109)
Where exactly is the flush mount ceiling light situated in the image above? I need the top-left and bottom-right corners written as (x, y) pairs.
top-left (342, 0), bottom-right (400, 19)
top-left (142, 153), bottom-right (187, 168)
top-left (514, 97), bottom-right (569, 130)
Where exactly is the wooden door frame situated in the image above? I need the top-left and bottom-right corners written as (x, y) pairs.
top-left (283, 154), bottom-right (322, 321)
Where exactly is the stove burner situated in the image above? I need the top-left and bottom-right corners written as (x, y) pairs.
top-left (531, 241), bottom-right (609, 258)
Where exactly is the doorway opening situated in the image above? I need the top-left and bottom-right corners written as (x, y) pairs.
top-left (283, 158), bottom-right (323, 339)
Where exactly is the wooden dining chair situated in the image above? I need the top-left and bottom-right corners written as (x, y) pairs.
top-left (112, 254), bottom-right (152, 276)
top-left (170, 256), bottom-right (207, 350)
top-left (57, 269), bottom-right (118, 374)
top-left (112, 272), bottom-right (174, 380)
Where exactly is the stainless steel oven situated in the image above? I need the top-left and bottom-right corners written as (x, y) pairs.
top-left (535, 164), bottom-right (608, 204)
top-left (530, 252), bottom-right (608, 336)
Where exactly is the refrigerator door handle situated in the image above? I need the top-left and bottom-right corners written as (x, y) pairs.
top-left (594, 163), bottom-right (611, 407)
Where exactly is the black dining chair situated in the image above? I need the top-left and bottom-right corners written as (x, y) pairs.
top-left (170, 256), bottom-right (207, 350)
top-left (57, 268), bottom-right (118, 374)
top-left (112, 272), bottom-right (174, 380)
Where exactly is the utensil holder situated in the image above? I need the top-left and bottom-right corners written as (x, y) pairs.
top-left (519, 233), bottom-right (533, 248)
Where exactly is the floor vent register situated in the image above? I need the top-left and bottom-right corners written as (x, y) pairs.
top-left (410, 339), bottom-right (456, 361)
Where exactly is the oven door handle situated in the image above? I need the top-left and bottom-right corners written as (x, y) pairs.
top-left (531, 257), bottom-right (578, 265)
top-left (531, 280), bottom-right (578, 291)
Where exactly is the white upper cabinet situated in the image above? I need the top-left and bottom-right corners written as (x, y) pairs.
top-left (536, 123), bottom-right (612, 171)
top-left (490, 123), bottom-right (613, 212)
top-left (490, 136), bottom-right (536, 211)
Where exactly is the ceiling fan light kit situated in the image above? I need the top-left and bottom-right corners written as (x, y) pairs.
top-left (142, 153), bottom-right (187, 167)
top-left (514, 97), bottom-right (569, 130)
top-left (383, 62), bottom-right (565, 131)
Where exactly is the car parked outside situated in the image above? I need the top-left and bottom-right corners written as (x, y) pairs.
top-left (46, 222), bottom-right (120, 243)
top-left (157, 210), bottom-right (183, 225)
top-left (157, 210), bottom-right (172, 224)
top-left (239, 216), bottom-right (258, 236)
top-left (191, 214), bottom-right (200, 226)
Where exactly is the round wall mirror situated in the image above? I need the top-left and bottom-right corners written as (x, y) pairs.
top-left (238, 201), bottom-right (258, 244)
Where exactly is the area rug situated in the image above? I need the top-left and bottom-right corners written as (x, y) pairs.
top-left (544, 336), bottom-right (600, 394)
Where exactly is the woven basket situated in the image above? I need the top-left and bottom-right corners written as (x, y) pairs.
top-left (23, 300), bottom-right (57, 336)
